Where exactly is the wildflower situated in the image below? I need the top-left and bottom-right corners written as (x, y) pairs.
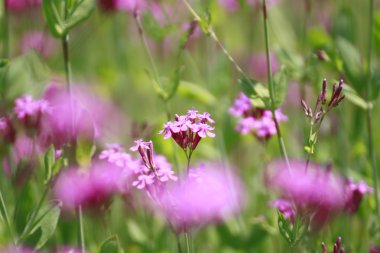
top-left (269, 199), bottom-right (296, 223)
top-left (129, 140), bottom-right (177, 191)
top-left (0, 116), bottom-right (15, 143)
top-left (371, 245), bottom-right (380, 253)
top-left (248, 52), bottom-right (280, 81)
top-left (158, 109), bottom-right (215, 152)
top-left (53, 246), bottom-right (83, 253)
top-left (321, 236), bottom-right (344, 253)
top-left (156, 163), bottom-right (244, 233)
top-left (20, 31), bottom-right (55, 58)
top-left (14, 95), bottom-right (52, 128)
top-left (0, 246), bottom-right (39, 253)
top-left (266, 160), bottom-right (346, 229)
top-left (344, 180), bottom-right (373, 214)
top-left (218, 0), bottom-right (239, 12)
top-left (230, 93), bottom-right (287, 140)
top-left (6, 0), bottom-right (41, 12)
top-left (98, 0), bottom-right (145, 13)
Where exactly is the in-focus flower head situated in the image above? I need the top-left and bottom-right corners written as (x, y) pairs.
top-left (130, 140), bottom-right (177, 191)
top-left (156, 163), bottom-right (244, 233)
top-left (158, 109), bottom-right (215, 152)
top-left (230, 93), bottom-right (287, 140)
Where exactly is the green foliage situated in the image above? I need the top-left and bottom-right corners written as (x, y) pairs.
top-left (43, 146), bottom-right (55, 184)
top-left (99, 234), bottom-right (124, 253)
top-left (343, 83), bottom-right (371, 110)
top-left (278, 213), bottom-right (308, 249)
top-left (273, 66), bottom-right (288, 108)
top-left (42, 0), bottom-right (95, 38)
top-left (240, 78), bottom-right (271, 109)
top-left (76, 139), bottom-right (96, 168)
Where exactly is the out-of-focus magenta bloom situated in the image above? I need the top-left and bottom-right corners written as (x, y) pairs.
top-left (266, 160), bottom-right (346, 230)
top-left (158, 109), bottom-right (215, 151)
top-left (230, 93), bottom-right (287, 140)
top-left (40, 83), bottom-right (120, 148)
top-left (156, 164), bottom-right (244, 233)
top-left (344, 180), bottom-right (373, 214)
top-left (321, 236), bottom-right (344, 253)
top-left (218, 0), bottom-right (239, 12)
top-left (98, 0), bottom-right (146, 13)
top-left (53, 161), bottom-right (124, 210)
top-left (248, 52), bottom-right (280, 81)
top-left (20, 31), bottom-right (55, 58)
top-left (269, 198), bottom-right (296, 223)
top-left (14, 95), bottom-right (51, 128)
top-left (371, 245), bottom-right (380, 253)
top-left (0, 116), bottom-right (16, 143)
top-left (6, 0), bottom-right (41, 12)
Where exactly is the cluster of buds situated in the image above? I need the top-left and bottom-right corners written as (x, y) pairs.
top-left (158, 109), bottom-right (215, 154)
top-left (301, 79), bottom-right (345, 124)
top-left (322, 237), bottom-right (344, 253)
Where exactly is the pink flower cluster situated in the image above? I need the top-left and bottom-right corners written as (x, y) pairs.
top-left (14, 95), bottom-right (52, 128)
top-left (156, 163), bottom-right (244, 232)
top-left (229, 93), bottom-right (287, 140)
top-left (20, 31), bottom-right (55, 58)
top-left (266, 160), bottom-right (372, 230)
top-left (97, 0), bottom-right (146, 13)
top-left (158, 109), bottom-right (215, 152)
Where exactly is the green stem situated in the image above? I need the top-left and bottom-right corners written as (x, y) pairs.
top-left (366, 0), bottom-right (379, 216)
top-left (2, 0), bottom-right (9, 58)
top-left (185, 232), bottom-right (191, 253)
top-left (78, 206), bottom-right (86, 253)
top-left (176, 234), bottom-right (183, 253)
top-left (262, 0), bottom-right (290, 170)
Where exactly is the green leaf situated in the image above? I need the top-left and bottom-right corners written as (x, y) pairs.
top-left (342, 84), bottom-right (371, 110)
top-left (239, 78), bottom-right (271, 109)
top-left (99, 234), bottom-right (124, 253)
top-left (44, 146), bottom-right (55, 184)
top-left (177, 81), bottom-right (217, 106)
top-left (272, 66), bottom-right (288, 108)
top-left (277, 212), bottom-right (307, 248)
top-left (76, 139), bottom-right (96, 168)
top-left (126, 220), bottom-right (148, 244)
top-left (0, 59), bottom-right (9, 68)
top-left (166, 66), bottom-right (184, 101)
top-left (335, 37), bottom-right (363, 90)
top-left (28, 202), bottom-right (61, 249)
top-left (141, 12), bottom-right (173, 41)
top-left (42, 0), bottom-right (94, 38)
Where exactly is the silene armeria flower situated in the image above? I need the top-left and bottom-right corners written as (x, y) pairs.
top-left (14, 95), bottom-right (52, 128)
top-left (230, 93), bottom-right (287, 140)
top-left (158, 109), bottom-right (215, 153)
top-left (156, 163), bottom-right (244, 233)
top-left (321, 236), bottom-right (344, 253)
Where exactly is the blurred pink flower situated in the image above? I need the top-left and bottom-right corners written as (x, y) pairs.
top-left (53, 246), bottom-right (83, 253)
top-left (371, 245), bottom-right (380, 253)
top-left (1, 246), bottom-right (38, 253)
top-left (20, 31), bottom-right (55, 58)
top-left (6, 0), bottom-right (41, 12)
top-left (53, 161), bottom-right (124, 210)
top-left (98, 0), bottom-right (146, 13)
top-left (218, 0), bottom-right (239, 12)
top-left (14, 95), bottom-right (52, 128)
top-left (344, 180), bottom-right (373, 214)
top-left (39, 83), bottom-right (121, 148)
top-left (0, 116), bottom-right (16, 143)
top-left (248, 52), bottom-right (280, 81)
top-left (266, 160), bottom-right (346, 230)
top-left (230, 93), bottom-right (287, 140)
top-left (269, 198), bottom-right (296, 223)
top-left (156, 164), bottom-right (244, 232)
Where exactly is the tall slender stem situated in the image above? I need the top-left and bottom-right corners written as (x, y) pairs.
top-left (366, 0), bottom-right (379, 216)
top-left (78, 206), bottom-right (86, 253)
top-left (62, 35), bottom-right (72, 91)
top-left (261, 0), bottom-right (290, 170)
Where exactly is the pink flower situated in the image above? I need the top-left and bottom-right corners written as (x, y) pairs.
top-left (156, 163), bottom-right (244, 232)
top-left (98, 0), bottom-right (146, 13)
top-left (14, 95), bottom-right (51, 128)
top-left (20, 31), bottom-right (55, 58)
top-left (269, 199), bottom-right (296, 223)
top-left (229, 93), bottom-right (251, 117)
top-left (6, 0), bottom-right (41, 12)
top-left (218, 0), bottom-right (239, 12)
top-left (0, 116), bottom-right (15, 143)
top-left (266, 160), bottom-right (346, 229)
top-left (248, 52), bottom-right (280, 81)
top-left (39, 83), bottom-right (121, 148)
top-left (52, 246), bottom-right (83, 253)
top-left (0, 246), bottom-right (39, 253)
top-left (344, 180), bottom-right (373, 214)
top-left (158, 109), bottom-right (215, 151)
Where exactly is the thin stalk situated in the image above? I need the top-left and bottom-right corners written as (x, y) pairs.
top-left (185, 232), bottom-right (191, 253)
top-left (78, 206), bottom-right (86, 253)
top-left (366, 0), bottom-right (379, 216)
top-left (62, 35), bottom-right (72, 91)
top-left (176, 234), bottom-right (183, 253)
top-left (2, 0), bottom-right (9, 58)
top-left (262, 0), bottom-right (290, 170)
